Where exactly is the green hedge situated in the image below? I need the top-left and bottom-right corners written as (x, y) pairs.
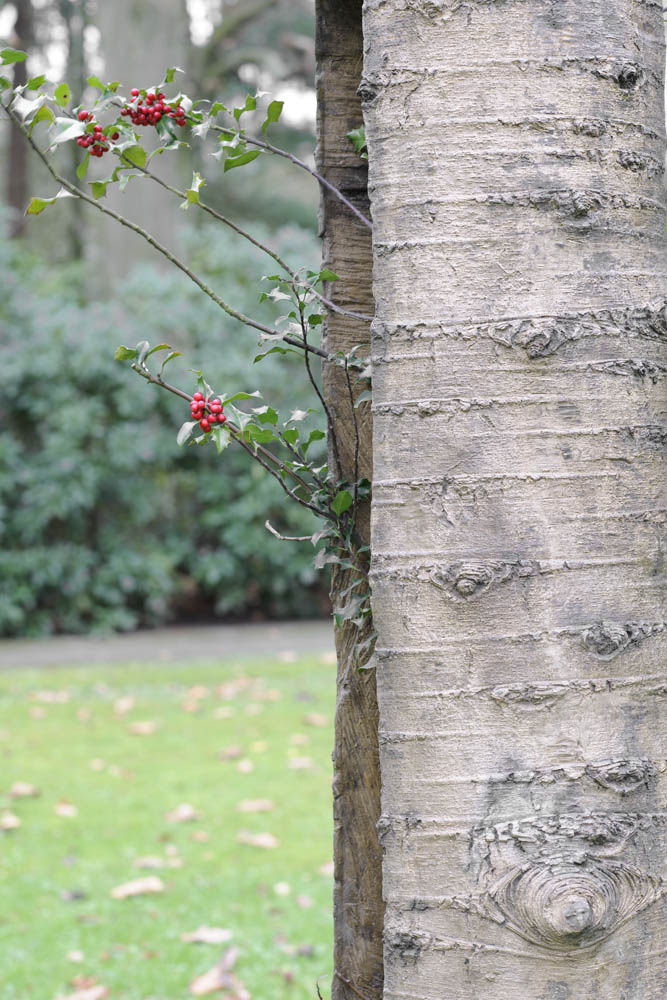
top-left (0, 218), bottom-right (330, 636)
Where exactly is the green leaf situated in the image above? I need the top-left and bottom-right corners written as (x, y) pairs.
top-left (26, 74), bottom-right (46, 90)
top-left (90, 180), bottom-right (108, 200)
top-left (346, 125), bottom-right (368, 158)
top-left (50, 119), bottom-right (86, 145)
top-left (319, 268), bottom-right (339, 282)
top-left (331, 490), bottom-right (354, 516)
top-left (222, 390), bottom-right (262, 405)
top-left (25, 188), bottom-right (74, 215)
top-left (54, 82), bottom-right (71, 107)
top-left (160, 351), bottom-right (182, 372)
top-left (163, 66), bottom-right (184, 84)
top-left (262, 99), bottom-right (283, 134)
top-left (233, 94), bottom-right (256, 121)
top-left (211, 425), bottom-right (231, 454)
top-left (87, 74), bottom-right (104, 90)
top-left (253, 345), bottom-right (293, 364)
top-left (144, 343), bottom-right (172, 360)
top-left (76, 152), bottom-right (91, 180)
top-left (185, 170), bottom-right (204, 204)
top-left (29, 104), bottom-right (54, 134)
top-left (287, 408), bottom-right (313, 424)
top-left (114, 345), bottom-right (138, 361)
top-left (303, 428), bottom-right (326, 452)
top-left (223, 149), bottom-right (261, 172)
top-left (283, 428), bottom-right (299, 445)
top-left (0, 76), bottom-right (10, 91)
top-left (177, 421), bottom-right (197, 447)
top-left (136, 340), bottom-right (151, 366)
top-left (1, 48), bottom-right (27, 65)
top-left (122, 144), bottom-right (146, 168)
top-left (252, 405), bottom-right (278, 425)
top-left (210, 101), bottom-right (227, 117)
top-left (247, 425), bottom-right (279, 445)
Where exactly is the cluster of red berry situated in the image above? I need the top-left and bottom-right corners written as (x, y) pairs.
top-left (121, 90), bottom-right (187, 129)
top-left (76, 111), bottom-right (119, 157)
top-left (190, 392), bottom-right (226, 434)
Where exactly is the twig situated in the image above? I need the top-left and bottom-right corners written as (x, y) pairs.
top-left (264, 520), bottom-right (311, 542)
top-left (343, 358), bottom-right (360, 521)
top-left (2, 100), bottom-right (326, 359)
top-left (210, 124), bottom-right (372, 230)
top-left (298, 303), bottom-right (343, 484)
top-left (334, 971), bottom-right (374, 1000)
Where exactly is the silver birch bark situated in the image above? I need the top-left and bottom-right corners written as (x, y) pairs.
top-left (361, 1), bottom-right (667, 997)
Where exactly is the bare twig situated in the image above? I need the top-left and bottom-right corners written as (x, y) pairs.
top-left (334, 971), bottom-right (374, 1000)
top-left (343, 357), bottom-right (360, 521)
top-left (298, 303), bottom-right (342, 484)
top-left (2, 100), bottom-right (326, 359)
top-left (264, 520), bottom-right (311, 542)
top-left (210, 123), bottom-right (372, 230)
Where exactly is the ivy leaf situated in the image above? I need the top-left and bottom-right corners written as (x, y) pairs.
top-left (261, 99), bottom-right (283, 134)
top-left (177, 421), bottom-right (197, 447)
top-left (54, 82), bottom-right (71, 107)
top-left (114, 345), bottom-right (138, 361)
top-left (331, 490), bottom-right (354, 516)
top-left (223, 149), bottom-right (261, 172)
top-left (1, 48), bottom-right (27, 65)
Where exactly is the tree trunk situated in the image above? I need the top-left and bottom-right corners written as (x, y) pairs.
top-left (7, 0), bottom-right (34, 238)
top-left (315, 2), bottom-right (384, 998)
top-left (362, 2), bottom-right (667, 997)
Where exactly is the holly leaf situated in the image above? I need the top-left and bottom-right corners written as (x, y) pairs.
top-left (122, 144), bottom-right (146, 168)
top-left (1, 48), bottom-right (27, 65)
top-left (233, 94), bottom-right (256, 121)
top-left (29, 104), bottom-right (54, 134)
top-left (223, 149), bottom-right (261, 172)
top-left (54, 82), bottom-right (71, 107)
top-left (252, 405), bottom-right (278, 425)
top-left (90, 180), bottom-right (108, 200)
top-left (261, 99), bottom-right (283, 134)
top-left (177, 421), bottom-right (198, 447)
top-left (26, 188), bottom-right (75, 215)
top-left (211, 425), bottom-right (231, 454)
top-left (114, 346), bottom-right (138, 361)
top-left (26, 74), bottom-right (45, 90)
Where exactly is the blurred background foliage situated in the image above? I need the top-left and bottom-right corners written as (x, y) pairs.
top-left (0, 0), bottom-right (331, 637)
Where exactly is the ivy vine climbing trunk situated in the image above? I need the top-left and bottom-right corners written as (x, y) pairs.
top-left (316, 2), bottom-right (384, 998)
top-left (362, 2), bottom-right (667, 998)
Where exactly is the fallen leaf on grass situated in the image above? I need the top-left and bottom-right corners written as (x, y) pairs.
top-left (287, 757), bottom-right (313, 770)
top-left (89, 759), bottom-right (106, 771)
top-left (56, 985), bottom-right (109, 1000)
top-left (181, 927), bottom-right (234, 945)
top-left (77, 708), bottom-right (92, 723)
top-left (166, 803), bottom-right (201, 823)
top-left (0, 812), bottom-right (21, 831)
top-left (66, 950), bottom-right (85, 962)
top-left (188, 685), bottom-right (210, 700)
top-left (114, 695), bottom-right (134, 715)
top-left (303, 713), bottom-right (327, 728)
top-left (128, 720), bottom-right (157, 736)
top-left (219, 746), bottom-right (242, 760)
top-left (319, 861), bottom-right (335, 877)
top-left (236, 799), bottom-right (274, 814)
top-left (111, 876), bottom-right (165, 899)
top-left (258, 689), bottom-right (281, 702)
top-left (9, 781), bottom-right (39, 798)
top-left (237, 831), bottom-right (279, 850)
top-left (190, 947), bottom-right (250, 998)
top-left (134, 856), bottom-right (165, 870)
top-left (29, 706), bottom-right (46, 719)
top-left (236, 759), bottom-right (253, 774)
top-left (33, 689), bottom-right (69, 703)
top-left (273, 882), bottom-right (290, 897)
top-left (191, 830), bottom-right (210, 842)
top-left (55, 800), bottom-right (78, 818)
top-left (181, 699), bottom-right (203, 714)
top-left (213, 706), bottom-right (234, 720)
top-left (296, 894), bottom-right (314, 909)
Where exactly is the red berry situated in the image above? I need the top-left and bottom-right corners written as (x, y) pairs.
top-left (146, 92), bottom-right (155, 103)
top-left (152, 111), bottom-right (162, 122)
top-left (78, 110), bottom-right (88, 121)
top-left (111, 131), bottom-right (119, 140)
top-left (193, 392), bottom-right (203, 401)
top-left (200, 419), bottom-right (211, 432)
top-left (219, 414), bottom-right (227, 424)
top-left (157, 92), bottom-right (165, 100)
top-left (130, 88), bottom-right (139, 96)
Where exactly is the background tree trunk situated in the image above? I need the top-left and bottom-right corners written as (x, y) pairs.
top-left (315, 2), bottom-right (384, 998)
top-left (362, 1), bottom-right (667, 997)
top-left (7, 0), bottom-right (34, 237)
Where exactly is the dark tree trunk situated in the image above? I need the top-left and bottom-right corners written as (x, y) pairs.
top-left (315, 3), bottom-right (384, 998)
top-left (7, 0), bottom-right (34, 237)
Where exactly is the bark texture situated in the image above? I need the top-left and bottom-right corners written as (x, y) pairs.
top-left (316, 2), bottom-right (384, 997)
top-left (7, 0), bottom-right (34, 238)
top-left (362, 1), bottom-right (667, 997)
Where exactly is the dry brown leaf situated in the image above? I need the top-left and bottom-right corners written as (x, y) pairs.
top-left (134, 856), bottom-right (165, 870)
top-left (164, 843), bottom-right (180, 856)
top-left (9, 781), bottom-right (39, 799)
top-left (166, 803), bottom-right (201, 823)
top-left (287, 757), bottom-right (312, 770)
top-left (33, 689), bottom-right (69, 703)
top-left (55, 800), bottom-right (78, 818)
top-left (236, 799), bottom-right (274, 814)
top-left (180, 926), bottom-right (234, 945)
top-left (191, 830), bottom-right (210, 843)
top-left (188, 685), bottom-right (209, 700)
top-left (128, 720), bottom-right (157, 736)
top-left (181, 699), bottom-right (202, 714)
top-left (29, 706), bottom-right (46, 719)
top-left (56, 981), bottom-right (109, 1000)
top-left (111, 876), bottom-right (165, 899)
top-left (303, 713), bottom-right (327, 728)
top-left (190, 948), bottom-right (250, 998)
top-left (0, 812), bottom-right (21, 831)
top-left (213, 706), bottom-right (234, 720)
top-left (258, 689), bottom-right (281, 702)
top-left (113, 695), bottom-right (134, 715)
top-left (219, 746), bottom-right (242, 760)
top-left (237, 831), bottom-right (279, 850)
top-left (319, 860), bottom-right (335, 877)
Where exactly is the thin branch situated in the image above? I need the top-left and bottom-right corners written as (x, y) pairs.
top-left (264, 520), bottom-right (311, 542)
top-left (116, 152), bottom-right (372, 323)
top-left (3, 100), bottom-right (326, 359)
top-left (334, 971), bottom-right (374, 1000)
top-left (344, 358), bottom-right (360, 521)
top-left (209, 123), bottom-right (372, 230)
top-left (298, 303), bottom-right (342, 484)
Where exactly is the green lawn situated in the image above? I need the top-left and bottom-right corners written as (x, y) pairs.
top-left (0, 653), bottom-right (336, 1000)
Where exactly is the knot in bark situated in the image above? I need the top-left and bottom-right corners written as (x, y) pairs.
top-left (581, 620), bottom-right (632, 658)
